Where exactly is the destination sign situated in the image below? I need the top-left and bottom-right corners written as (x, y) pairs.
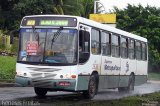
top-left (40, 20), bottom-right (69, 26)
top-left (21, 17), bottom-right (77, 27)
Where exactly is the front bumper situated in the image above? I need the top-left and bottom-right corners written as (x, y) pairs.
top-left (15, 76), bottom-right (76, 91)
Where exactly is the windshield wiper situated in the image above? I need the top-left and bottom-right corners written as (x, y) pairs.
top-left (32, 25), bottom-right (39, 45)
top-left (51, 26), bottom-right (63, 49)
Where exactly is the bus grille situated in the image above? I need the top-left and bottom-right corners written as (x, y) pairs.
top-left (30, 72), bottom-right (57, 88)
top-left (27, 67), bottom-right (61, 72)
top-left (32, 79), bottom-right (52, 88)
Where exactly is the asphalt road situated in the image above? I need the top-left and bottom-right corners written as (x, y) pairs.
top-left (0, 81), bottom-right (160, 106)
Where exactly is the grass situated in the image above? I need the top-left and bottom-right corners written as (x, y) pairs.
top-left (0, 56), bottom-right (16, 80)
top-left (70, 92), bottom-right (160, 106)
top-left (148, 72), bottom-right (160, 81)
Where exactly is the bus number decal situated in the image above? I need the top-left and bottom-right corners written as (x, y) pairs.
top-left (26, 20), bottom-right (35, 26)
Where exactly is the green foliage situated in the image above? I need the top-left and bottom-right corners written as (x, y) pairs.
top-left (0, 56), bottom-right (16, 79)
top-left (114, 4), bottom-right (160, 71)
top-left (0, 0), bottom-right (19, 30)
top-left (10, 39), bottom-right (18, 54)
top-left (79, 0), bottom-right (94, 18)
top-left (0, 30), bottom-right (10, 52)
top-left (148, 72), bottom-right (160, 81)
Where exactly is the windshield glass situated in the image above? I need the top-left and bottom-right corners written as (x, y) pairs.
top-left (18, 28), bottom-right (78, 64)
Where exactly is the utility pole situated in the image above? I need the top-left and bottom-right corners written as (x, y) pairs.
top-left (94, 0), bottom-right (106, 14)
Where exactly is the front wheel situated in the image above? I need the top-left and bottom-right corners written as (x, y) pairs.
top-left (34, 87), bottom-right (47, 97)
top-left (83, 74), bottom-right (98, 99)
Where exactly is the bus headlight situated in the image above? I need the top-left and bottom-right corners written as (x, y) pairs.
top-left (16, 71), bottom-right (27, 77)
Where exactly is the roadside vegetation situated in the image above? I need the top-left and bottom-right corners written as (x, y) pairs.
top-left (0, 56), bottom-right (16, 80)
top-left (148, 72), bottom-right (160, 81)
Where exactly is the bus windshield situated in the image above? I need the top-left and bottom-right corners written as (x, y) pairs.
top-left (18, 28), bottom-right (78, 64)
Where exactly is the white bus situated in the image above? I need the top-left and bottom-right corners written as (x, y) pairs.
top-left (11, 15), bottom-right (148, 99)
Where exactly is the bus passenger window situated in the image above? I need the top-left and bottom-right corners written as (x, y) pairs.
top-left (91, 29), bottom-right (100, 54)
top-left (121, 36), bottom-right (128, 58)
top-left (142, 43), bottom-right (147, 60)
top-left (101, 32), bottom-right (111, 56)
top-left (79, 30), bottom-right (90, 63)
top-left (136, 41), bottom-right (142, 60)
top-left (128, 39), bottom-right (135, 59)
top-left (111, 34), bottom-right (120, 57)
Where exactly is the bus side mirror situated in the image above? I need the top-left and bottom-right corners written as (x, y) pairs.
top-left (10, 30), bottom-right (19, 44)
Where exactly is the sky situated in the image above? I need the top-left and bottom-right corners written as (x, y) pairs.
top-left (99, 0), bottom-right (160, 13)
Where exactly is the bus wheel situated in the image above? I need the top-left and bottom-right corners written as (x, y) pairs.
top-left (118, 74), bottom-right (135, 92)
top-left (127, 74), bottom-right (135, 91)
top-left (34, 87), bottom-right (47, 97)
top-left (83, 74), bottom-right (97, 99)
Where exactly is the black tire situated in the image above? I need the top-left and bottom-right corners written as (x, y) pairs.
top-left (127, 74), bottom-right (135, 91)
top-left (34, 87), bottom-right (47, 97)
top-left (83, 74), bottom-right (98, 99)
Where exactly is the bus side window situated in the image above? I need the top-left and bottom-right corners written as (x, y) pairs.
top-left (79, 30), bottom-right (90, 63)
top-left (136, 41), bottom-right (142, 60)
top-left (128, 39), bottom-right (135, 59)
top-left (91, 29), bottom-right (100, 54)
top-left (111, 34), bottom-right (120, 57)
top-left (142, 43), bottom-right (147, 61)
top-left (121, 36), bottom-right (128, 58)
top-left (101, 31), bottom-right (111, 56)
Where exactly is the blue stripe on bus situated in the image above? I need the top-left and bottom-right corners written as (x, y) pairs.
top-left (20, 29), bottom-right (46, 32)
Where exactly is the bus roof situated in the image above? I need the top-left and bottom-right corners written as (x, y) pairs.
top-left (23, 15), bottom-right (147, 42)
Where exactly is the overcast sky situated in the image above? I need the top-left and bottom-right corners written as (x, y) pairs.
top-left (99, 0), bottom-right (160, 13)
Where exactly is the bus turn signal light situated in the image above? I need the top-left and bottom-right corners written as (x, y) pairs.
top-left (71, 75), bottom-right (76, 78)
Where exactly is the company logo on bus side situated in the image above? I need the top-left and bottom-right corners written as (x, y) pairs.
top-left (104, 60), bottom-right (121, 71)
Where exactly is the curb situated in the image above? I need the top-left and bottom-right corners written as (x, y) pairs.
top-left (0, 83), bottom-right (15, 87)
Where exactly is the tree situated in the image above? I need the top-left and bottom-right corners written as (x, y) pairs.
top-left (12, 0), bottom-right (83, 29)
top-left (12, 0), bottom-right (55, 29)
top-left (52, 0), bottom-right (81, 15)
top-left (0, 0), bottom-right (19, 30)
top-left (79, 0), bottom-right (94, 18)
top-left (114, 4), bottom-right (160, 71)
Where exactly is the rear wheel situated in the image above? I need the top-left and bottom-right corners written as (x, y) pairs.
top-left (118, 74), bottom-right (135, 92)
top-left (34, 87), bottom-right (47, 97)
top-left (127, 74), bottom-right (135, 91)
top-left (83, 74), bottom-right (98, 99)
